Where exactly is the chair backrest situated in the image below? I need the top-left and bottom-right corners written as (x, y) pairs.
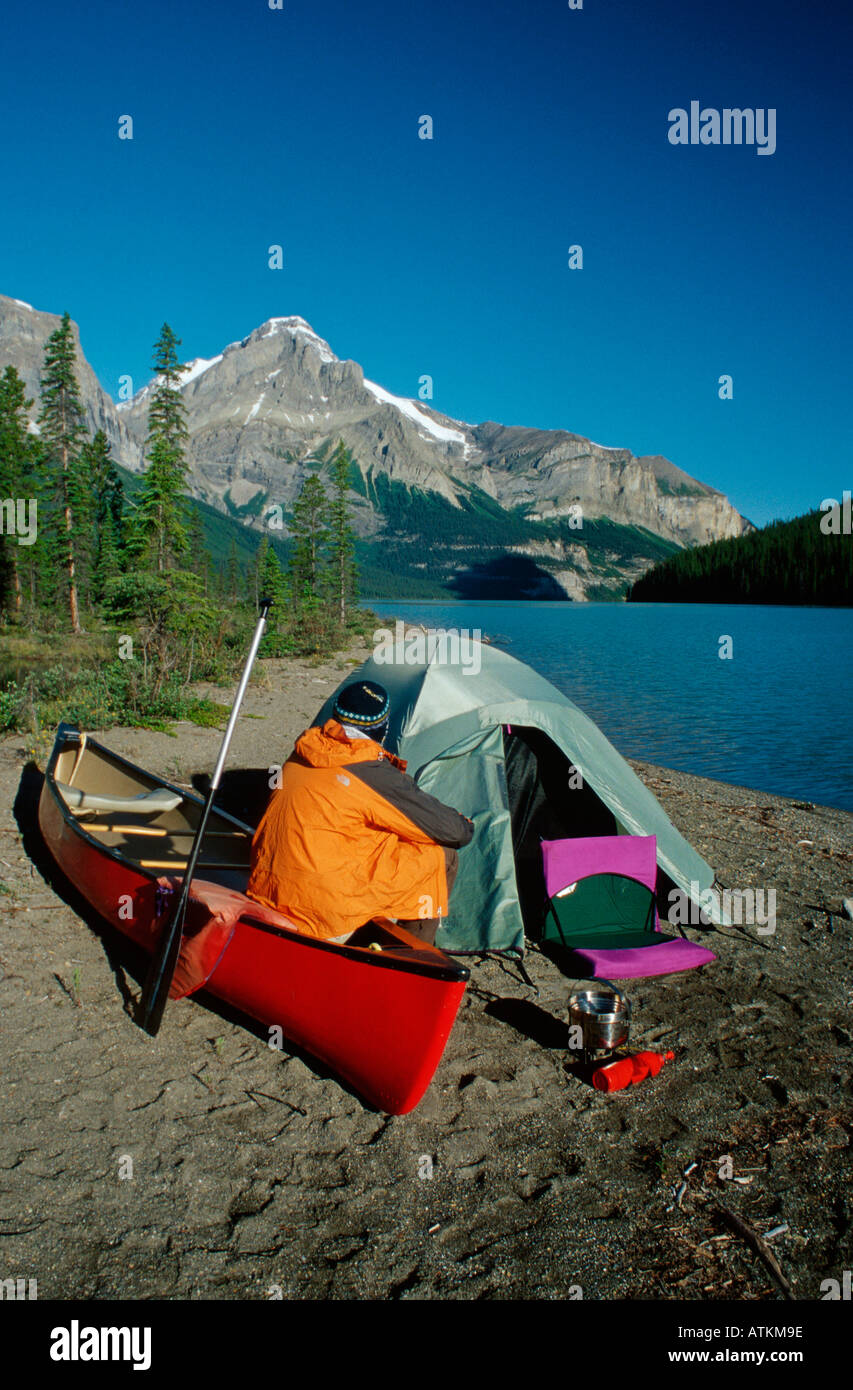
top-left (541, 835), bottom-right (659, 949)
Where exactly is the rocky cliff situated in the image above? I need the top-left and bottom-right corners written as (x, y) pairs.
top-left (0, 295), bottom-right (143, 470)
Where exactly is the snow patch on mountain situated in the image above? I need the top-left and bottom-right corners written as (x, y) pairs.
top-left (117, 353), bottom-right (225, 411)
top-left (180, 354), bottom-right (223, 386)
top-left (363, 379), bottom-right (470, 451)
top-left (244, 392), bottom-right (266, 425)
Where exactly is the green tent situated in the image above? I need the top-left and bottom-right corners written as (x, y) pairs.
top-left (317, 640), bottom-right (722, 955)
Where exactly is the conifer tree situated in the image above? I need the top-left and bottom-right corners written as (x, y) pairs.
top-left (259, 535), bottom-right (288, 611)
top-left (85, 429), bottom-right (124, 537)
top-left (225, 536), bottom-right (240, 601)
top-left (253, 533), bottom-right (289, 650)
top-left (288, 474), bottom-right (329, 600)
top-left (132, 324), bottom-right (190, 571)
top-left (38, 312), bottom-right (89, 632)
top-left (286, 474), bottom-right (332, 653)
top-left (94, 506), bottom-right (122, 600)
top-left (186, 504), bottom-right (210, 589)
top-left (83, 429), bottom-right (125, 600)
top-left (0, 366), bottom-right (34, 617)
top-left (252, 533), bottom-right (268, 609)
top-left (25, 454), bottom-right (64, 615)
top-left (77, 430), bottom-right (122, 606)
top-left (328, 439), bottom-right (357, 628)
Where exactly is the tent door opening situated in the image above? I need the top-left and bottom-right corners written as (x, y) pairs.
top-left (502, 726), bottom-right (618, 939)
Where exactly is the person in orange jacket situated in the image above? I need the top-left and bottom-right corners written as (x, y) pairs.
top-left (246, 680), bottom-right (474, 945)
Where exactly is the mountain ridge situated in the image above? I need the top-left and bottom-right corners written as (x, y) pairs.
top-left (0, 293), bottom-right (747, 599)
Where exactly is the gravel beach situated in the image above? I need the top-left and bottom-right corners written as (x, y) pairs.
top-left (1, 643), bottom-right (851, 1301)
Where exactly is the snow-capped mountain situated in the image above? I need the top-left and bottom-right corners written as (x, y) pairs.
top-left (0, 294), bottom-right (747, 596)
top-left (117, 312), bottom-right (745, 552)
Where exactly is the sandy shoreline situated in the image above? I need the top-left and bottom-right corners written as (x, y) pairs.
top-left (1, 641), bottom-right (851, 1300)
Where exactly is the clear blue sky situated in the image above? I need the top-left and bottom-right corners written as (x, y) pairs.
top-left (2, 0), bottom-right (850, 525)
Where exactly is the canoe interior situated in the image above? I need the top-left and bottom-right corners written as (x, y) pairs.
top-left (52, 732), bottom-right (253, 883)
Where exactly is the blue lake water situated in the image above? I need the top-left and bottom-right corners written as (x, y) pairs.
top-left (365, 601), bottom-right (853, 812)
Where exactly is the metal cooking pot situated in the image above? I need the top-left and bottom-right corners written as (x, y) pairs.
top-left (568, 986), bottom-right (632, 1055)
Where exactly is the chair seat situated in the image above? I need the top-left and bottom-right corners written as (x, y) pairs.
top-left (56, 780), bottom-right (183, 815)
top-left (546, 935), bottom-right (716, 981)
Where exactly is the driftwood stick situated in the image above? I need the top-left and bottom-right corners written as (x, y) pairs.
top-left (5, 903), bottom-right (65, 910)
top-left (712, 1199), bottom-right (795, 1300)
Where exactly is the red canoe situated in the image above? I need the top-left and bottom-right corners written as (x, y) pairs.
top-left (38, 723), bottom-right (469, 1114)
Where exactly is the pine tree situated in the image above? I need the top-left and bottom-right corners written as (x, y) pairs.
top-left (253, 534), bottom-right (289, 651)
top-left (79, 430), bottom-right (123, 605)
top-left (225, 536), bottom-right (240, 601)
top-left (287, 474), bottom-right (332, 653)
top-left (0, 366), bottom-right (34, 617)
top-left (132, 324), bottom-right (190, 571)
top-left (37, 312), bottom-right (89, 632)
top-left (85, 429), bottom-right (125, 600)
top-left (85, 429), bottom-right (124, 535)
top-left (29, 456), bottom-right (67, 615)
top-left (94, 507), bottom-right (122, 599)
top-left (288, 474), bottom-right (329, 599)
top-left (328, 439), bottom-right (357, 628)
top-left (259, 536), bottom-right (288, 612)
top-left (253, 533), bottom-right (268, 608)
top-left (186, 504), bottom-right (210, 589)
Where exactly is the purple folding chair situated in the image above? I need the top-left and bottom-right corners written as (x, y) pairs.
top-left (540, 835), bottom-right (716, 980)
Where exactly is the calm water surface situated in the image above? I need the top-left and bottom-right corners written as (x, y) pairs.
top-left (365, 601), bottom-right (853, 812)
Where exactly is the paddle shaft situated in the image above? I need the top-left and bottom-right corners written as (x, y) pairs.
top-left (139, 600), bottom-right (271, 1035)
top-left (87, 826), bottom-right (247, 838)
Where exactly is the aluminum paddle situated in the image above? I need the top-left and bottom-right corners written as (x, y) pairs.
top-left (139, 598), bottom-right (272, 1035)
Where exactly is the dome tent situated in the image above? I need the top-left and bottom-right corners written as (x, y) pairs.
top-left (316, 639), bottom-right (722, 956)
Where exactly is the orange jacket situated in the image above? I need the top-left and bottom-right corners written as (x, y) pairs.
top-left (246, 720), bottom-right (473, 940)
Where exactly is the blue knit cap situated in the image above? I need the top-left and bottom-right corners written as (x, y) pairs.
top-left (333, 680), bottom-right (390, 736)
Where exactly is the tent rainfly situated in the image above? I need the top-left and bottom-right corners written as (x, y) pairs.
top-left (316, 639), bottom-right (722, 956)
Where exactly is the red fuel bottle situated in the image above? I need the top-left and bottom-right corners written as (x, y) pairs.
top-left (592, 1050), bottom-right (675, 1093)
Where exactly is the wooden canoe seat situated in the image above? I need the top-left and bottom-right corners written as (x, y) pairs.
top-left (55, 780), bottom-right (183, 816)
